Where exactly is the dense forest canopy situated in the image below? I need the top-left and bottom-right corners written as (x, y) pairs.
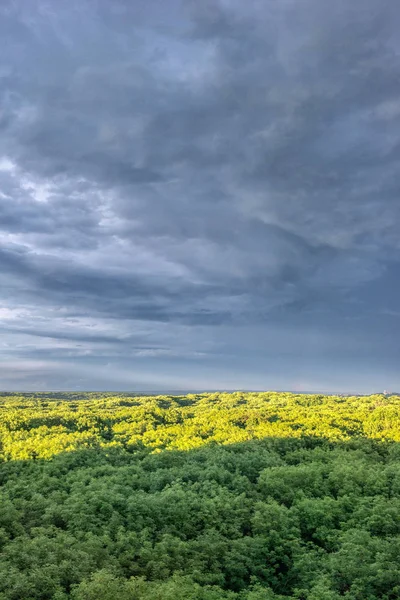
top-left (1, 391), bottom-right (400, 599)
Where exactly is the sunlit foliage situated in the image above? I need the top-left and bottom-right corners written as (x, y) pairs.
top-left (0, 391), bottom-right (400, 599)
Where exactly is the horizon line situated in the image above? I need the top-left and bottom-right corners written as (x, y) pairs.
top-left (0, 389), bottom-right (396, 396)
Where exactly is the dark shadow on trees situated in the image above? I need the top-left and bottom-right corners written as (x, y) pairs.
top-left (1, 434), bottom-right (400, 599)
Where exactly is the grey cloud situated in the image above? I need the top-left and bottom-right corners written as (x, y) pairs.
top-left (0, 0), bottom-right (399, 390)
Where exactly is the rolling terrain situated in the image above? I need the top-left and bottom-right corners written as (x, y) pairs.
top-left (1, 392), bottom-right (400, 599)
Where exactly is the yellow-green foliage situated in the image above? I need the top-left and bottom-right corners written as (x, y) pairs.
top-left (0, 391), bottom-right (399, 460)
top-left (1, 391), bottom-right (400, 600)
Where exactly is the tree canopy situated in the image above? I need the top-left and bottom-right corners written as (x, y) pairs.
top-left (0, 391), bottom-right (400, 599)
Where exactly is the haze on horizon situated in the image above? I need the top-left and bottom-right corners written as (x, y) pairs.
top-left (1, 0), bottom-right (399, 393)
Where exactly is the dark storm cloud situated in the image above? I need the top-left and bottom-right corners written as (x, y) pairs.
top-left (0, 0), bottom-right (400, 391)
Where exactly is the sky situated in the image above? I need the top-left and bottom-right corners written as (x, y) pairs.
top-left (0, 0), bottom-right (400, 393)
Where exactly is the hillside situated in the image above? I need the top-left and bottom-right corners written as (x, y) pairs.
top-left (1, 392), bottom-right (400, 599)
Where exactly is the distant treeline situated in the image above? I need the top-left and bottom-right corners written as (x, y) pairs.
top-left (1, 392), bottom-right (400, 599)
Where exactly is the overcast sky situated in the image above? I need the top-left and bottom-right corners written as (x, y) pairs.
top-left (1, 0), bottom-right (399, 393)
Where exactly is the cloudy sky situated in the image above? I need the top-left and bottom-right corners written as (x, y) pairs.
top-left (1, 0), bottom-right (399, 392)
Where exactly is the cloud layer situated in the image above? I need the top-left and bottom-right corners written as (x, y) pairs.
top-left (1, 0), bottom-right (400, 392)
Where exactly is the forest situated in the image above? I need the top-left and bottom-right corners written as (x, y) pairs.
top-left (1, 391), bottom-right (400, 599)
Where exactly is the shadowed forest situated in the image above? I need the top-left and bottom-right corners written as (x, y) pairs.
top-left (1, 391), bottom-right (400, 599)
